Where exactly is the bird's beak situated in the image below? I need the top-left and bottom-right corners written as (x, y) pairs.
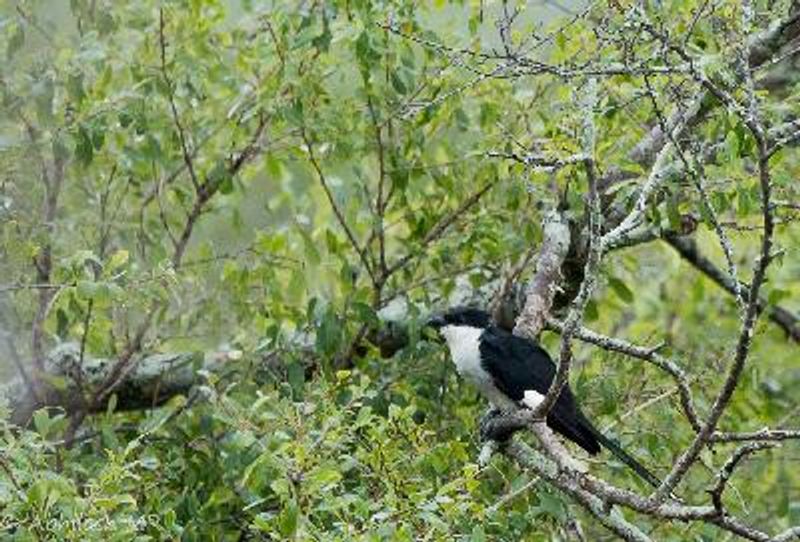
top-left (424, 313), bottom-right (446, 342)
top-left (425, 313), bottom-right (446, 330)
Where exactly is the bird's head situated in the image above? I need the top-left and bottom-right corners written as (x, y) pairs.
top-left (426, 306), bottom-right (491, 334)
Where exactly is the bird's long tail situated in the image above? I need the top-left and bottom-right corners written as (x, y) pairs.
top-left (582, 423), bottom-right (662, 489)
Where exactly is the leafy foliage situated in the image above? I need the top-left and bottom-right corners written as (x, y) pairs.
top-left (1, 0), bottom-right (799, 539)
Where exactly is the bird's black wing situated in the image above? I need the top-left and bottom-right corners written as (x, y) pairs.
top-left (478, 327), bottom-right (556, 401)
top-left (478, 327), bottom-right (601, 455)
top-left (478, 327), bottom-right (661, 487)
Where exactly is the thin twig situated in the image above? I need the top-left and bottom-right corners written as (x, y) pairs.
top-left (159, 8), bottom-right (200, 194)
top-left (301, 128), bottom-right (377, 288)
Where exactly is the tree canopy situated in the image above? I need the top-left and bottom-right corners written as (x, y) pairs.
top-left (1, 0), bottom-right (799, 540)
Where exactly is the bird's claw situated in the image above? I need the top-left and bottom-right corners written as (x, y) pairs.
top-left (479, 407), bottom-right (505, 442)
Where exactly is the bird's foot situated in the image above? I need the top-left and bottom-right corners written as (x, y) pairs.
top-left (479, 407), bottom-right (525, 442)
top-left (479, 407), bottom-right (506, 442)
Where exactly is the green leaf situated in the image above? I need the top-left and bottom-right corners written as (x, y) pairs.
top-left (737, 187), bottom-right (751, 217)
top-left (285, 99), bottom-right (304, 125)
top-left (75, 126), bottom-right (94, 167)
top-left (41, 372), bottom-right (70, 392)
top-left (56, 308), bottom-right (70, 339)
top-left (355, 31), bottom-right (380, 71)
top-left (312, 16), bottom-right (331, 52)
top-left (106, 393), bottom-right (118, 415)
top-left (207, 162), bottom-right (233, 194)
top-left (253, 513), bottom-right (272, 532)
top-left (97, 8), bottom-right (116, 35)
top-left (300, 230), bottom-right (321, 266)
top-left (278, 500), bottom-right (299, 538)
top-left (390, 163), bottom-right (409, 192)
top-left (666, 193), bottom-right (681, 229)
top-left (287, 271), bottom-right (305, 304)
top-left (555, 32), bottom-right (567, 52)
top-left (608, 277), bottom-right (634, 304)
top-left (584, 299), bottom-right (599, 322)
top-left (309, 466), bottom-right (341, 490)
top-left (77, 279), bottom-right (99, 299)
top-left (470, 525), bottom-right (487, 542)
top-left (352, 302), bottom-right (378, 327)
top-left (265, 154), bottom-right (284, 179)
top-left (67, 72), bottom-right (85, 105)
top-left (287, 361), bottom-right (305, 400)
top-left (316, 307), bottom-right (341, 357)
top-left (33, 409), bottom-right (63, 439)
top-left (219, 176), bottom-right (234, 195)
top-left (107, 249), bottom-right (129, 271)
top-left (768, 289), bottom-right (790, 305)
top-left (724, 129), bottom-right (740, 162)
top-left (790, 501), bottom-right (800, 526)
top-left (533, 489), bottom-right (567, 521)
top-left (325, 229), bottom-right (339, 254)
top-left (391, 71), bottom-right (408, 95)
top-left (6, 22), bottom-right (24, 60)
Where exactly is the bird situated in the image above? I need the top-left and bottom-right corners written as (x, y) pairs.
top-left (426, 306), bottom-right (661, 489)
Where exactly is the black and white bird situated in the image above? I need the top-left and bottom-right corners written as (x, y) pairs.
top-left (427, 306), bottom-right (661, 489)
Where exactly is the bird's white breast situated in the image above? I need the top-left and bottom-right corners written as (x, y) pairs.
top-left (440, 324), bottom-right (517, 411)
top-left (440, 325), bottom-right (484, 377)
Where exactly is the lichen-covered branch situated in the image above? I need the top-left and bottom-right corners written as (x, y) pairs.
top-left (534, 79), bottom-right (602, 419)
top-left (652, 52), bottom-right (778, 504)
top-left (708, 442), bottom-right (777, 514)
top-left (2, 343), bottom-right (210, 426)
top-left (505, 438), bottom-right (653, 542)
top-left (513, 211), bottom-right (571, 341)
top-left (545, 318), bottom-right (702, 432)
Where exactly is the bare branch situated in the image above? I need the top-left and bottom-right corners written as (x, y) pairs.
top-left (366, 92), bottom-right (389, 278)
top-left (774, 526), bottom-right (800, 542)
top-left (159, 8), bottom-right (200, 194)
top-left (27, 127), bottom-right (68, 406)
top-left (513, 212), bottom-right (571, 341)
top-left (505, 438), bottom-right (653, 542)
top-left (640, 72), bottom-right (744, 311)
top-left (545, 318), bottom-right (702, 432)
top-left (301, 128), bottom-right (378, 288)
top-left (664, 234), bottom-right (800, 343)
top-left (534, 79), bottom-right (602, 419)
top-left (384, 178), bottom-right (499, 281)
top-left (487, 151), bottom-right (588, 171)
top-left (708, 442), bottom-right (777, 514)
top-left (652, 58), bottom-right (777, 502)
top-left (711, 428), bottom-right (800, 443)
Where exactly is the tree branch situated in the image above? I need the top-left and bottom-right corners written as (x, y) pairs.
top-left (664, 234), bottom-right (800, 343)
top-left (513, 211), bottom-right (571, 341)
top-left (301, 128), bottom-right (378, 288)
top-left (534, 79), bottom-right (602, 419)
top-left (652, 70), bottom-right (777, 503)
top-left (384, 177), bottom-right (499, 281)
top-left (159, 8), bottom-right (200, 194)
top-left (546, 318), bottom-right (702, 432)
top-left (505, 438), bottom-right (653, 542)
top-left (708, 442), bottom-right (777, 514)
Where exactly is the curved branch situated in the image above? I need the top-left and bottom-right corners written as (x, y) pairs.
top-left (708, 442), bottom-right (777, 514)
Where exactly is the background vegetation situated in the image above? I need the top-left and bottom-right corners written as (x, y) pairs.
top-left (1, 0), bottom-right (799, 540)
